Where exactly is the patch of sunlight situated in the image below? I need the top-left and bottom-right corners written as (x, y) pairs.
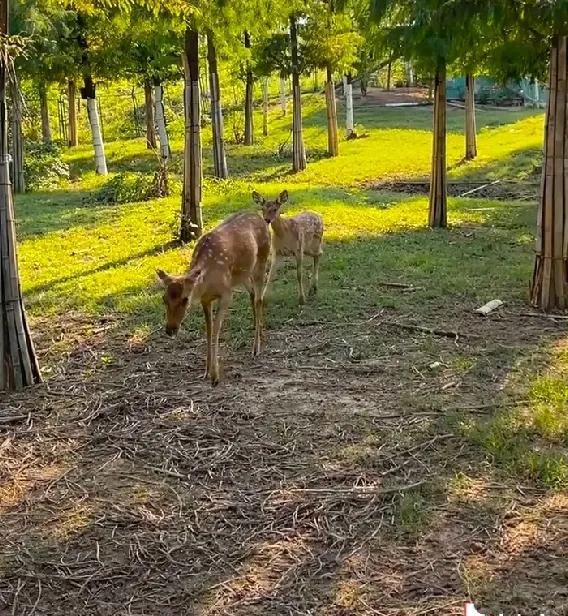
top-left (198, 536), bottom-right (311, 614)
top-left (448, 472), bottom-right (490, 504)
top-left (0, 463), bottom-right (69, 511)
top-left (460, 554), bottom-right (495, 597)
top-left (333, 579), bottom-right (365, 609)
top-left (42, 501), bottom-right (95, 542)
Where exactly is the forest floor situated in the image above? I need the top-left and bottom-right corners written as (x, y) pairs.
top-left (2, 91), bottom-right (567, 615)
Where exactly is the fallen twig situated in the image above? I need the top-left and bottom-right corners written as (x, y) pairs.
top-left (377, 281), bottom-right (424, 291)
top-left (518, 311), bottom-right (568, 321)
top-left (459, 179), bottom-right (501, 197)
top-left (378, 319), bottom-right (480, 339)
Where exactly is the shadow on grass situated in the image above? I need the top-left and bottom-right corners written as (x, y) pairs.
top-left (14, 188), bottom-right (118, 240)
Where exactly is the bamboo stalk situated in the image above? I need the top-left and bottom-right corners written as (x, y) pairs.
top-left (243, 30), bottom-right (254, 146)
top-left (144, 81), bottom-right (156, 150)
top-left (290, 14), bottom-right (306, 173)
top-left (464, 73), bottom-right (477, 160)
top-left (68, 79), bottom-right (78, 147)
top-left (181, 26), bottom-right (203, 242)
top-left (553, 37), bottom-right (566, 307)
top-left (325, 66), bottom-right (339, 157)
top-left (429, 66), bottom-right (447, 228)
top-left (10, 77), bottom-right (24, 193)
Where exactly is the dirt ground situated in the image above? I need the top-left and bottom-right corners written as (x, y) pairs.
top-left (1, 301), bottom-right (567, 615)
top-left (355, 86), bottom-right (432, 106)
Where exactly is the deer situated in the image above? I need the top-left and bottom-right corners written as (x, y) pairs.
top-left (252, 190), bottom-right (324, 305)
top-left (156, 211), bottom-right (271, 386)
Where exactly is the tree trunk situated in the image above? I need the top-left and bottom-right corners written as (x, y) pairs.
top-left (386, 62), bottom-right (392, 91)
top-left (429, 66), bottom-right (447, 229)
top-left (243, 30), bottom-right (254, 146)
top-left (290, 14), bottom-right (306, 172)
top-left (180, 26), bottom-right (203, 242)
top-left (38, 81), bottom-right (52, 144)
top-left (345, 73), bottom-right (354, 139)
top-left (153, 79), bottom-right (170, 162)
top-left (325, 66), bottom-right (339, 157)
top-left (262, 77), bottom-right (269, 136)
top-left (144, 80), bottom-right (156, 150)
top-left (406, 61), bottom-right (415, 87)
top-left (530, 36), bottom-right (568, 311)
top-left (82, 76), bottom-right (107, 175)
top-left (464, 73), bottom-right (477, 160)
top-left (207, 32), bottom-right (228, 178)
top-left (67, 79), bottom-right (78, 147)
top-left (279, 76), bottom-right (287, 115)
top-left (313, 71), bottom-right (319, 92)
top-left (10, 77), bottom-right (25, 193)
top-left (0, 0), bottom-right (41, 391)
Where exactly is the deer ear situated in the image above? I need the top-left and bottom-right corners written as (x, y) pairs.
top-left (156, 269), bottom-right (171, 286)
top-left (252, 191), bottom-right (265, 206)
top-left (186, 268), bottom-right (202, 284)
top-left (278, 190), bottom-right (289, 204)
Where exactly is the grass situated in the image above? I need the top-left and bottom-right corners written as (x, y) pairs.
top-left (6, 89), bottom-right (568, 613)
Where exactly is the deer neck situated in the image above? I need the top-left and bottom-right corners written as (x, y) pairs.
top-left (271, 213), bottom-right (288, 236)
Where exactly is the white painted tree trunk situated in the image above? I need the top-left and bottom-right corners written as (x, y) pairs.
top-left (345, 80), bottom-right (354, 138)
top-left (343, 75), bottom-right (348, 97)
top-left (154, 84), bottom-right (170, 162)
top-left (86, 97), bottom-right (107, 175)
top-left (534, 78), bottom-right (540, 107)
top-left (279, 76), bottom-right (287, 115)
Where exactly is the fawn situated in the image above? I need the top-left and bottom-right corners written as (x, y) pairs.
top-left (253, 190), bottom-right (324, 304)
top-left (157, 211), bottom-right (271, 386)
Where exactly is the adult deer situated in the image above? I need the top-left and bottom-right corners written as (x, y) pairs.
top-left (253, 190), bottom-right (323, 305)
top-left (157, 212), bottom-right (270, 386)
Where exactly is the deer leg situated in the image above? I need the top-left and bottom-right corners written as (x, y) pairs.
top-left (309, 254), bottom-right (319, 296)
top-left (252, 275), bottom-right (265, 356)
top-left (210, 295), bottom-right (231, 387)
top-left (248, 286), bottom-right (260, 356)
top-left (202, 301), bottom-right (213, 379)
top-left (296, 246), bottom-right (305, 305)
top-left (262, 250), bottom-right (276, 300)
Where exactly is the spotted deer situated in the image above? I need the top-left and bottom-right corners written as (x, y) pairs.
top-left (156, 211), bottom-right (271, 386)
top-left (253, 190), bottom-right (324, 305)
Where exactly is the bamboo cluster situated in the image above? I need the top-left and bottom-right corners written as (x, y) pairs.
top-left (530, 36), bottom-right (568, 310)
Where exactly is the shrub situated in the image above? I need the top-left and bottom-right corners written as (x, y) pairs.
top-left (23, 141), bottom-right (69, 191)
top-left (93, 170), bottom-right (168, 205)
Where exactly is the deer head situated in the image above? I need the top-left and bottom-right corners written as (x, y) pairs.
top-left (252, 190), bottom-right (288, 224)
top-left (156, 268), bottom-right (203, 336)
